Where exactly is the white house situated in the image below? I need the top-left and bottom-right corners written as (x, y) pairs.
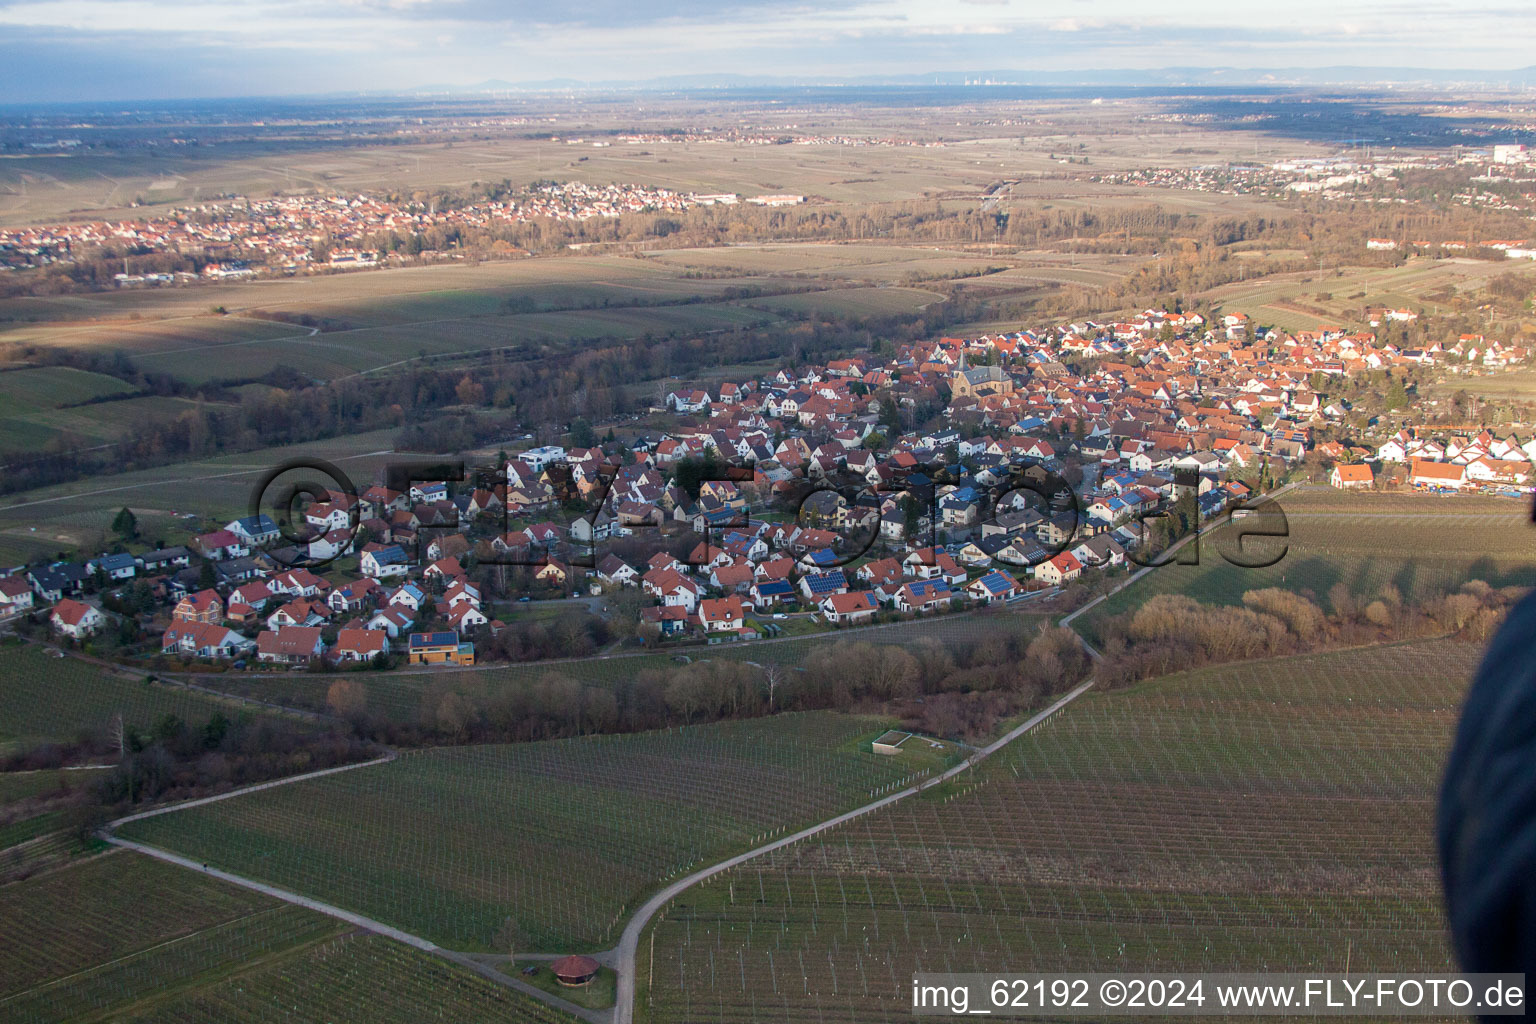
top-left (820, 591), bottom-right (879, 624)
top-left (50, 599), bottom-right (105, 638)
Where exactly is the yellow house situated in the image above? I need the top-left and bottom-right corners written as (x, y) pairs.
top-left (406, 631), bottom-right (476, 666)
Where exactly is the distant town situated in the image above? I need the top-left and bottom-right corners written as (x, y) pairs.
top-left (0, 181), bottom-right (805, 277)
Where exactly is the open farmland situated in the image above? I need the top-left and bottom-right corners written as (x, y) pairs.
top-left (0, 426), bottom-right (401, 565)
top-left (121, 712), bottom-right (951, 951)
top-left (0, 365), bottom-right (137, 409)
top-left (0, 110), bottom-right (1323, 227)
top-left (1439, 366), bottom-right (1536, 401)
top-left (744, 286), bottom-right (945, 317)
top-left (0, 365), bottom-right (171, 455)
top-left (1073, 486), bottom-right (1536, 645)
top-left (0, 851), bottom-right (574, 1024)
top-left (1203, 256), bottom-right (1536, 333)
top-left (0, 246), bottom-right (1037, 385)
top-left (0, 644), bottom-right (278, 749)
top-left (636, 638), bottom-right (1475, 1023)
top-left (116, 933), bottom-right (580, 1024)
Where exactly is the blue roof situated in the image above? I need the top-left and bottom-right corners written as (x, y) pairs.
top-left (409, 631), bottom-right (459, 648)
top-left (802, 571), bottom-right (847, 595)
top-left (755, 580), bottom-right (794, 596)
top-left (974, 571), bottom-right (1016, 596)
top-left (233, 514), bottom-right (277, 532)
top-left (804, 548), bottom-right (838, 567)
top-left (908, 579), bottom-right (951, 597)
top-left (99, 553), bottom-right (136, 569)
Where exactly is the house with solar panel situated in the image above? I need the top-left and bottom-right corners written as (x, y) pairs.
top-left (965, 569), bottom-right (1021, 604)
top-left (798, 569), bottom-right (848, 603)
top-left (895, 579), bottom-right (952, 613)
top-left (406, 631), bottom-right (475, 666)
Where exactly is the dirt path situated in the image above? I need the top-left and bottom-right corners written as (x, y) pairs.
top-left (98, 751), bottom-right (610, 1023)
top-left (605, 677), bottom-right (1096, 1024)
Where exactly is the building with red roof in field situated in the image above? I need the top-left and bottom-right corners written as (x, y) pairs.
top-left (550, 955), bottom-right (601, 987)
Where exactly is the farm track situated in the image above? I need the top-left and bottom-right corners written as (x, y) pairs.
top-left (607, 677), bottom-right (1097, 1024)
top-left (98, 753), bottom-right (612, 1024)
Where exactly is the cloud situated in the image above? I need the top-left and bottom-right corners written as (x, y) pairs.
top-left (1, 0), bottom-right (1533, 101)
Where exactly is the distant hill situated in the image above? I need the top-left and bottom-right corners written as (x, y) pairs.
top-left (403, 66), bottom-right (1536, 95)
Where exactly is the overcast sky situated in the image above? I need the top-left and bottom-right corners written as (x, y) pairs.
top-left (2, 0), bottom-right (1533, 103)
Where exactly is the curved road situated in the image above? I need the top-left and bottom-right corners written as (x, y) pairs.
top-left (607, 677), bottom-right (1096, 1024)
top-left (99, 750), bottom-right (610, 1024)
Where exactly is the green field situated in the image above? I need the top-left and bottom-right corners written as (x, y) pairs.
top-left (745, 285), bottom-right (945, 317)
top-left (1074, 486), bottom-right (1536, 645)
top-left (0, 644), bottom-right (275, 749)
top-left (0, 247), bottom-right (1014, 387)
top-left (0, 365), bottom-right (223, 456)
top-left (637, 637), bottom-right (1475, 1022)
top-left (1203, 257), bottom-right (1536, 332)
top-left (0, 851), bottom-right (575, 1024)
top-left (0, 770), bottom-right (75, 804)
top-left (0, 425), bottom-right (403, 565)
top-left (122, 712), bottom-right (951, 951)
top-left (0, 366), bottom-right (137, 411)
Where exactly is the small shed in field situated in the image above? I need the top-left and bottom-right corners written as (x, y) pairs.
top-left (872, 730), bottom-right (912, 756)
top-left (551, 954), bottom-right (601, 987)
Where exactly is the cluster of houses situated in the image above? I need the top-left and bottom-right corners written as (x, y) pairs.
top-left (8, 509), bottom-right (486, 668)
top-left (8, 303), bottom-right (1531, 659)
top-left (2, 182), bottom-right (733, 275)
top-left (1332, 428), bottom-right (1536, 493)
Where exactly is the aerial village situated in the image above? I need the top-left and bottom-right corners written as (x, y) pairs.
top-left (0, 182), bottom-right (799, 277)
top-left (7, 306), bottom-right (1534, 668)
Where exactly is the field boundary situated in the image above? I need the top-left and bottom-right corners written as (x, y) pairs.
top-left (609, 675), bottom-right (1097, 1024)
top-left (98, 749), bottom-right (609, 1023)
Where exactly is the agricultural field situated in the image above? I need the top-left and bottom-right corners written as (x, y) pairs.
top-left (0, 366), bottom-right (137, 409)
top-left (0, 425), bottom-right (402, 565)
top-left (0, 395), bottom-right (234, 456)
top-left (0, 851), bottom-right (574, 1024)
top-left (1203, 256), bottom-right (1536, 333)
top-left (121, 712), bottom-right (951, 951)
top-left (0, 769), bottom-right (76, 804)
top-left (744, 286), bottom-right (945, 318)
top-left (636, 637), bottom-right (1477, 1023)
top-left (1440, 366), bottom-right (1536, 401)
top-left (0, 365), bottom-right (183, 456)
top-left (0, 643), bottom-right (275, 750)
top-left (1073, 485), bottom-right (1536, 645)
top-left (119, 933), bottom-right (579, 1024)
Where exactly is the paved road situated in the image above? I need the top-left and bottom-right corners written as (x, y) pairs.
top-left (607, 677), bottom-right (1097, 1024)
top-left (99, 752), bottom-right (610, 1024)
